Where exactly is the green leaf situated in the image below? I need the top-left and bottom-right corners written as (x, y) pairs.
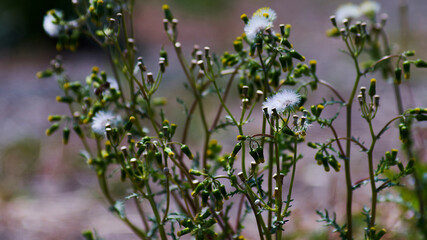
top-left (110, 200), bottom-right (126, 219)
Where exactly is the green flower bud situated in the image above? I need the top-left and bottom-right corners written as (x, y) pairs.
top-left (391, 149), bottom-right (398, 160)
top-left (181, 145), bottom-right (194, 160)
top-left (45, 123), bottom-right (60, 136)
top-left (376, 228), bottom-right (386, 239)
top-left (284, 24), bottom-right (291, 38)
top-left (201, 190), bottom-right (209, 206)
top-left (256, 146), bottom-right (265, 163)
top-left (414, 59), bottom-right (427, 68)
top-left (249, 148), bottom-right (259, 163)
top-left (164, 147), bottom-right (175, 158)
top-left (198, 209), bottom-right (212, 220)
top-left (231, 142), bottom-right (242, 157)
top-left (328, 155), bottom-right (341, 172)
top-left (385, 151), bottom-right (392, 161)
top-left (233, 40), bottom-right (243, 52)
top-left (203, 218), bottom-right (217, 228)
top-left (281, 38), bottom-right (292, 49)
top-left (162, 4), bottom-right (173, 22)
top-left (394, 67), bottom-right (402, 84)
top-left (136, 145), bottom-right (145, 158)
top-left (124, 116), bottom-right (135, 131)
top-left (191, 182), bottom-right (205, 197)
top-left (219, 184), bottom-right (229, 200)
top-left (397, 162), bottom-right (405, 172)
top-left (189, 169), bottom-right (202, 176)
top-left (368, 78), bottom-right (376, 97)
top-left (240, 14), bottom-right (249, 24)
top-left (282, 127), bottom-right (296, 136)
top-left (181, 219), bottom-right (194, 228)
top-left (403, 50), bottom-right (415, 57)
top-left (289, 49), bottom-right (305, 61)
top-left (236, 135), bottom-right (246, 141)
top-left (62, 127), bottom-right (70, 144)
top-left (307, 142), bottom-right (317, 149)
top-left (315, 104), bottom-right (324, 117)
top-left (177, 228), bottom-right (191, 237)
top-left (36, 70), bottom-right (53, 78)
top-left (403, 61), bottom-right (411, 79)
top-left (212, 189), bottom-right (223, 201)
top-left (160, 48), bottom-right (168, 66)
top-left (56, 96), bottom-right (73, 103)
top-left (310, 105), bottom-right (317, 116)
top-left (155, 152), bottom-right (162, 165)
top-left (48, 115), bottom-right (62, 122)
top-left (399, 123), bottom-right (409, 143)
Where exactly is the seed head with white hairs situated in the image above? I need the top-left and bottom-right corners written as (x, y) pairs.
top-left (262, 90), bottom-right (301, 116)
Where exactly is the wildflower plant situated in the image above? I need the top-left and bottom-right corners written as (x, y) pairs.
top-left (38, 1), bottom-right (427, 239)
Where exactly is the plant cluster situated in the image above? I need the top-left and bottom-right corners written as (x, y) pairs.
top-left (38, 0), bottom-right (427, 239)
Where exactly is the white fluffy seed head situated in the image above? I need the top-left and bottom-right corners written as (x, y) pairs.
top-left (91, 111), bottom-right (121, 135)
top-left (244, 15), bottom-right (273, 42)
top-left (262, 90), bottom-right (300, 116)
top-left (253, 7), bottom-right (277, 22)
top-left (335, 4), bottom-right (361, 23)
top-left (43, 10), bottom-right (63, 37)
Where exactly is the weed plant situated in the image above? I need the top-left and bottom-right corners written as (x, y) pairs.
top-left (38, 1), bottom-right (427, 239)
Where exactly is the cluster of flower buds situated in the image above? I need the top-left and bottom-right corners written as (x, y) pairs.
top-left (358, 79), bottom-right (380, 120)
top-left (393, 50), bottom-right (427, 84)
top-left (367, 227), bottom-right (387, 240)
top-left (308, 142), bottom-right (341, 172)
top-left (162, 5), bottom-right (179, 42)
top-left (190, 177), bottom-right (228, 211)
top-left (87, 0), bottom-right (116, 26)
top-left (177, 208), bottom-right (218, 239)
top-left (315, 150), bottom-right (341, 172)
top-left (206, 139), bottom-right (222, 163)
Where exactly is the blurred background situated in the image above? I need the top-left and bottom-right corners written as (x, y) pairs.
top-left (0, 0), bottom-right (426, 239)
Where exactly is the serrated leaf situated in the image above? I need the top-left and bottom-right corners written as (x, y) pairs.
top-left (110, 200), bottom-right (126, 219)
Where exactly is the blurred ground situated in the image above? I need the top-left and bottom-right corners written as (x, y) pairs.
top-left (0, 0), bottom-right (427, 239)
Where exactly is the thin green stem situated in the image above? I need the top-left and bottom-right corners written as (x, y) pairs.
top-left (275, 131), bottom-right (283, 240)
top-left (145, 180), bottom-right (167, 240)
top-left (282, 138), bottom-right (298, 217)
top-left (367, 119), bottom-right (377, 228)
top-left (344, 37), bottom-right (363, 240)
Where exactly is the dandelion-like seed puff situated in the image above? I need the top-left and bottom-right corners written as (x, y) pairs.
top-left (91, 111), bottom-right (121, 136)
top-left (244, 7), bottom-right (276, 42)
top-left (253, 7), bottom-right (277, 22)
top-left (43, 10), bottom-right (63, 37)
top-left (335, 4), bottom-right (361, 23)
top-left (262, 90), bottom-right (301, 116)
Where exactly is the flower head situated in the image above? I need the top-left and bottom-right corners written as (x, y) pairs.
top-left (253, 7), bottom-right (277, 22)
top-left (360, 1), bottom-right (380, 18)
top-left (91, 111), bottom-right (121, 135)
top-left (43, 10), bottom-right (63, 37)
top-left (244, 15), bottom-right (273, 42)
top-left (244, 7), bottom-right (276, 42)
top-left (262, 90), bottom-right (300, 116)
top-left (335, 4), bottom-right (361, 23)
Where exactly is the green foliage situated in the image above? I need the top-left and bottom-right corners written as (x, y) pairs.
top-left (39, 1), bottom-right (427, 240)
